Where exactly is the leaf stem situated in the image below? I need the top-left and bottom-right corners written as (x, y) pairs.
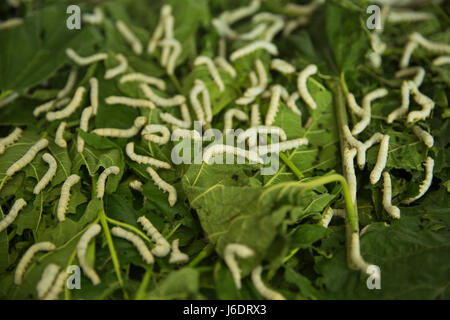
top-left (105, 216), bottom-right (153, 245)
top-left (169, 74), bottom-right (183, 93)
top-left (135, 267), bottom-right (153, 300)
top-left (188, 242), bottom-right (214, 267)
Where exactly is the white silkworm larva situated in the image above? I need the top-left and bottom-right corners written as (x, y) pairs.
top-left (395, 66), bottom-right (425, 87)
top-left (411, 125), bottom-right (434, 148)
top-left (297, 64), bottom-right (318, 110)
top-left (171, 128), bottom-right (202, 141)
top-left (77, 224), bottom-right (102, 285)
top-left (0, 92), bottom-right (19, 109)
top-left (6, 139), bottom-right (48, 177)
top-left (352, 88), bottom-right (388, 136)
top-left (382, 172), bottom-right (401, 219)
top-left (0, 18), bottom-right (22, 30)
top-left (46, 87), bottom-right (86, 121)
top-left (77, 106), bottom-right (93, 153)
top-left (43, 270), bottom-right (68, 300)
top-left (235, 59), bottom-right (267, 105)
top-left (36, 264), bottom-right (60, 299)
top-left (33, 153), bottom-right (57, 195)
top-left (147, 5), bottom-right (171, 54)
top-left (33, 98), bottom-right (70, 118)
top-left (129, 180), bottom-right (143, 192)
top-left (224, 109), bottom-right (248, 132)
top-left (343, 147), bottom-right (358, 205)
top-left (224, 243), bottom-right (254, 289)
top-left (96, 166), bottom-right (120, 199)
top-left (0, 198), bottom-right (26, 233)
top-left (249, 71), bottom-right (258, 87)
top-left (199, 80), bottom-right (212, 123)
top-left (82, 7), bottom-right (104, 24)
top-left (251, 266), bottom-right (285, 300)
top-left (120, 73), bottom-right (166, 91)
top-left (251, 103), bottom-right (261, 127)
top-left (406, 84), bottom-right (435, 123)
top-left (285, 0), bottom-right (324, 15)
top-left (161, 15), bottom-right (174, 67)
top-left (189, 81), bottom-right (206, 123)
top-left (137, 216), bottom-right (171, 257)
top-left (237, 126), bottom-right (287, 145)
top-left (357, 132), bottom-right (384, 170)
top-left (0, 127), bottom-right (22, 155)
top-left (116, 20), bottom-right (143, 55)
top-left (265, 85), bottom-right (282, 126)
top-left (319, 208), bottom-right (346, 228)
top-left (14, 242), bottom-right (56, 285)
top-left (258, 138), bottom-right (309, 155)
top-left (399, 40), bottom-right (418, 69)
top-left (221, 0), bottom-right (261, 25)
top-left (66, 48), bottom-right (107, 66)
top-left (346, 93), bottom-right (365, 117)
top-left (160, 103), bottom-right (191, 129)
top-left (146, 167), bottom-right (177, 207)
top-left (230, 41), bottom-right (278, 61)
top-left (57, 174), bottom-right (81, 222)
top-left (402, 156), bottom-right (434, 204)
top-left (387, 10), bottom-right (433, 23)
top-left (194, 56), bottom-right (225, 92)
top-left (126, 142), bottom-right (171, 169)
top-left (410, 32), bottom-right (450, 55)
top-left (203, 144), bottom-right (264, 164)
top-left (55, 121), bottom-right (67, 148)
top-left (111, 227), bottom-right (154, 264)
top-left (387, 80), bottom-right (413, 124)
top-left (349, 232), bottom-right (378, 274)
top-left (370, 135), bottom-right (390, 185)
top-left (140, 83), bottom-right (185, 107)
top-left (432, 55), bottom-right (450, 66)
top-left (141, 124), bottom-right (171, 145)
top-left (286, 92), bottom-right (302, 116)
top-left (105, 96), bottom-right (156, 110)
top-left (271, 58), bottom-right (296, 74)
top-left (89, 77), bottom-right (99, 115)
top-left (168, 239), bottom-right (189, 264)
top-left (283, 16), bottom-right (310, 37)
top-left (259, 16), bottom-right (284, 42)
top-left (57, 69), bottom-right (78, 99)
top-left (104, 54), bottom-right (128, 80)
top-left (214, 57), bottom-right (237, 78)
top-left (92, 116), bottom-right (147, 138)
top-left (159, 39), bottom-right (181, 75)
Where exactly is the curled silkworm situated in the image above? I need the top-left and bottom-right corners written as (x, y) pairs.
top-left (370, 135), bottom-right (390, 185)
top-left (14, 242), bottom-right (56, 285)
top-left (343, 147), bottom-right (358, 205)
top-left (0, 92), bottom-right (19, 109)
top-left (172, 128), bottom-right (202, 141)
top-left (406, 84), bottom-right (435, 123)
top-left (286, 92), bottom-right (301, 115)
top-left (105, 96), bottom-right (156, 110)
top-left (116, 20), bottom-right (143, 55)
top-left (137, 216), bottom-right (171, 258)
top-left (77, 224), bottom-right (102, 285)
top-left (251, 265), bottom-right (285, 300)
top-left (104, 54), bottom-right (128, 80)
top-left (57, 174), bottom-right (81, 222)
top-left (160, 15), bottom-right (174, 67)
top-left (387, 10), bottom-right (433, 23)
top-left (82, 7), bottom-right (104, 24)
top-left (129, 180), bottom-right (144, 192)
top-left (319, 207), bottom-right (346, 228)
top-left (411, 125), bottom-right (434, 148)
top-left (387, 80), bottom-right (413, 123)
top-left (251, 104), bottom-right (261, 127)
top-left (432, 55), bottom-right (450, 66)
top-left (258, 138), bottom-right (309, 155)
top-left (265, 85), bottom-right (282, 126)
top-left (214, 57), bottom-right (237, 78)
top-left (297, 64), bottom-right (318, 110)
top-left (224, 109), bottom-right (248, 132)
top-left (169, 239), bottom-right (189, 264)
top-left (252, 13), bottom-right (284, 42)
top-left (402, 156), bottom-right (434, 204)
top-left (235, 59), bottom-right (267, 105)
top-left (46, 87), bottom-right (86, 121)
top-left (55, 122), bottom-right (67, 148)
top-left (0, 198), bottom-right (27, 233)
top-left (0, 127), bottom-right (22, 155)
top-left (57, 69), bottom-right (78, 99)
top-left (147, 5), bottom-right (172, 54)
top-left (6, 139), bottom-right (48, 177)
top-left (89, 77), bottom-right (99, 115)
top-left (33, 153), bottom-right (57, 195)
top-left (66, 48), bottom-right (107, 66)
top-left (120, 73), bottom-right (166, 91)
top-left (0, 18), bottom-right (23, 30)
top-left (190, 81), bottom-right (206, 123)
top-left (203, 144), bottom-right (264, 164)
top-left (395, 66), bottom-right (425, 87)
top-left (224, 243), bottom-right (254, 289)
top-left (141, 124), bottom-right (171, 145)
top-left (194, 56), bottom-right (225, 92)
top-left (77, 106), bottom-right (93, 153)
top-left (399, 40), bottom-right (418, 69)
top-left (285, 0), bottom-right (324, 15)
top-left (140, 83), bottom-right (185, 107)
top-left (146, 167), bottom-right (177, 206)
top-left (349, 232), bottom-right (378, 274)
top-left (160, 103), bottom-right (191, 129)
top-left (36, 264), bottom-right (60, 299)
top-left (126, 142), bottom-right (171, 169)
top-left (43, 270), bottom-right (68, 300)
top-left (382, 172), bottom-right (400, 219)
top-left (111, 227), bottom-right (154, 264)
top-left (34, 100), bottom-right (58, 118)
top-left (230, 41), bottom-right (278, 61)
top-left (97, 166), bottom-right (120, 199)
top-left (346, 93), bottom-right (364, 118)
top-left (357, 132), bottom-right (384, 170)
top-left (159, 39), bottom-right (181, 75)
top-left (92, 116), bottom-right (147, 138)
top-left (271, 58), bottom-right (296, 74)
top-left (352, 88), bottom-right (388, 135)
top-left (237, 126), bottom-right (287, 146)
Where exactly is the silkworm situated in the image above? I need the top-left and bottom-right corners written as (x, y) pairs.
top-left (36, 264), bottom-right (60, 299)
top-left (120, 73), bottom-right (166, 91)
top-left (387, 10), bottom-right (433, 23)
top-left (220, 0), bottom-right (261, 25)
top-left (0, 127), bottom-right (22, 155)
top-left (194, 56), bottom-right (225, 92)
top-left (402, 156), bottom-right (434, 204)
top-left (104, 54), bottom-right (128, 80)
top-left (230, 41), bottom-right (278, 61)
top-left (129, 180), bottom-right (144, 192)
top-left (14, 242), bottom-right (56, 285)
top-left (0, 18), bottom-right (22, 30)
top-left (409, 32), bottom-right (450, 55)
top-left (370, 135), bottom-right (390, 185)
top-left (89, 77), bottom-right (99, 115)
top-left (235, 59), bottom-right (267, 105)
top-left (399, 40), bottom-right (418, 69)
top-left (224, 243), bottom-right (254, 289)
top-left (140, 83), bottom-right (185, 107)
top-left (297, 64), bottom-right (318, 110)
top-left (198, 80), bottom-right (212, 123)
top-left (105, 96), bottom-right (156, 110)
top-left (265, 85), bottom-right (282, 126)
top-left (57, 69), bottom-right (78, 99)
top-left (251, 265), bottom-right (285, 300)
top-left (146, 167), bottom-right (177, 206)
top-left (66, 48), bottom-right (107, 66)
top-left (349, 232), bottom-right (376, 274)
top-left (57, 174), bottom-right (81, 222)
top-left (432, 55), bottom-right (450, 66)
top-left (160, 103), bottom-right (191, 129)
top-left (285, 0), bottom-right (325, 15)
top-left (82, 7), bottom-right (104, 25)
top-left (34, 100), bottom-right (57, 117)
top-left (141, 124), bottom-right (171, 145)
top-left (0, 198), bottom-right (26, 233)
top-left (116, 20), bottom-right (143, 55)
top-left (238, 23), bottom-right (267, 41)
top-left (367, 33), bottom-right (386, 69)
top-left (168, 239), bottom-right (189, 264)
top-left (395, 66), bottom-right (425, 87)
top-left (249, 71), bottom-right (258, 87)
top-left (92, 116), bottom-right (147, 138)
top-left (77, 106), bottom-right (93, 153)
top-left (111, 227), bottom-right (154, 264)
top-left (137, 216), bottom-right (171, 258)
top-left (406, 84), bottom-right (435, 123)
top-left (237, 126), bottom-right (287, 146)
top-left (251, 104), bottom-right (261, 127)
top-left (46, 87), bottom-right (86, 121)
top-left (189, 81), bottom-right (206, 123)
top-left (319, 207), bottom-right (346, 228)
top-left (271, 58), bottom-right (296, 75)
top-left (55, 121), bottom-right (67, 148)
top-left (258, 138), bottom-right (309, 155)
top-left (411, 125), bottom-right (434, 148)
top-left (126, 142), bottom-right (171, 169)
top-left (6, 139), bottom-right (48, 177)
top-left (387, 80), bottom-right (413, 124)
top-left (203, 144), bottom-right (264, 164)
top-left (357, 132), bottom-right (384, 170)
top-left (285, 92), bottom-right (302, 116)
top-left (382, 172), bottom-right (401, 219)
top-left (283, 16), bottom-right (310, 37)
top-left (160, 15), bottom-right (174, 67)
top-left (159, 39), bottom-right (181, 75)
top-left (77, 224), bottom-right (102, 285)
top-left (352, 88), bottom-right (388, 135)
top-left (147, 5), bottom-right (172, 54)
top-left (224, 109), bottom-right (248, 133)
top-left (252, 13), bottom-right (284, 42)
top-left (343, 147), bottom-right (358, 205)
top-left (0, 92), bottom-right (19, 109)
top-left (43, 270), bottom-right (68, 300)
top-left (33, 153), bottom-right (57, 195)
top-left (171, 128), bottom-right (202, 141)
top-left (97, 166), bottom-right (120, 199)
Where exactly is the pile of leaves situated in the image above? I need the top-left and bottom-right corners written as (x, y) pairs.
top-left (0, 0), bottom-right (449, 300)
